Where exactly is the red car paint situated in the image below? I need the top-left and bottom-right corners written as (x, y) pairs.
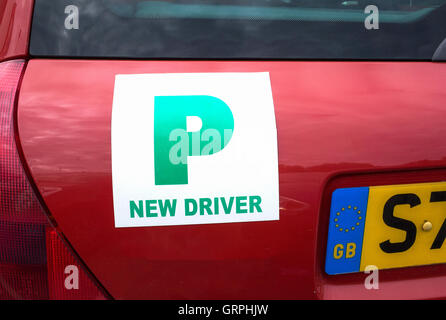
top-left (1, 0), bottom-right (446, 300)
top-left (0, 0), bottom-right (33, 62)
top-left (16, 59), bottom-right (446, 299)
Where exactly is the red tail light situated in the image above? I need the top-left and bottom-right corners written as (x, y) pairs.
top-left (0, 60), bottom-right (107, 300)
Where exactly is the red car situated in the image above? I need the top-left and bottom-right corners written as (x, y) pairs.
top-left (1, 0), bottom-right (446, 300)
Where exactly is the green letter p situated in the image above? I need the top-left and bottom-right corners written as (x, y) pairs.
top-left (154, 95), bottom-right (234, 185)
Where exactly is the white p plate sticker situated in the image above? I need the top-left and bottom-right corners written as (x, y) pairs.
top-left (112, 72), bottom-right (279, 228)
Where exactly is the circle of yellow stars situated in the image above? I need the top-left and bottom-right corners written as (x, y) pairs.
top-left (334, 205), bottom-right (363, 233)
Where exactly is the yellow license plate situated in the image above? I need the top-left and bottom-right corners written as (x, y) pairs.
top-left (325, 181), bottom-right (446, 275)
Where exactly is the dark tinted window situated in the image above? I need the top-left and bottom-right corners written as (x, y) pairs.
top-left (30, 0), bottom-right (446, 60)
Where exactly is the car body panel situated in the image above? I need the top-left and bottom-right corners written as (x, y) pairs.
top-left (16, 59), bottom-right (446, 299)
top-left (0, 0), bottom-right (33, 62)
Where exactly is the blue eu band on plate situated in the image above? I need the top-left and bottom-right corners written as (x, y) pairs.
top-left (325, 182), bottom-right (446, 275)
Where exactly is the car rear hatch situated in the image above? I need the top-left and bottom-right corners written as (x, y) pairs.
top-left (7, 0), bottom-right (446, 299)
